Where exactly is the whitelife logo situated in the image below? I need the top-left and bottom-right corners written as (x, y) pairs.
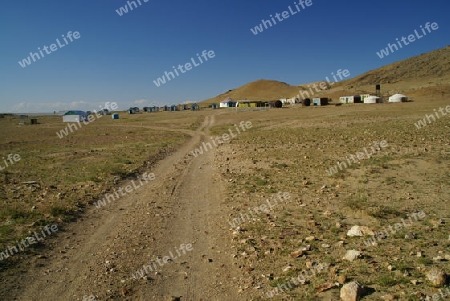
top-left (131, 243), bottom-right (193, 279)
top-left (0, 153), bottom-right (21, 171)
top-left (414, 105), bottom-right (450, 129)
top-left (190, 121), bottom-right (252, 157)
top-left (56, 102), bottom-right (118, 139)
top-left (363, 211), bottom-right (426, 247)
top-left (115, 0), bottom-right (149, 16)
top-left (93, 172), bottom-right (155, 208)
top-left (153, 50), bottom-right (215, 87)
top-left (376, 22), bottom-right (439, 58)
top-left (325, 140), bottom-right (388, 176)
top-left (18, 31), bottom-right (81, 68)
top-left (250, 0), bottom-right (313, 35)
top-left (266, 262), bottom-right (329, 298)
top-left (0, 224), bottom-right (58, 261)
top-left (228, 192), bottom-right (291, 228)
top-left (297, 68), bottom-right (350, 100)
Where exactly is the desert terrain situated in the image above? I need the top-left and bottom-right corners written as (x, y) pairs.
top-left (0, 47), bottom-right (449, 301)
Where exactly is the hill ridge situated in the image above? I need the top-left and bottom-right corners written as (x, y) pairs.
top-left (200, 45), bottom-right (450, 105)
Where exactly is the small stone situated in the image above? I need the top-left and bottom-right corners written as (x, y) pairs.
top-left (416, 251), bottom-right (423, 257)
top-left (343, 250), bottom-right (362, 262)
top-left (290, 249), bottom-right (303, 258)
top-left (433, 256), bottom-right (444, 262)
top-left (335, 241), bottom-right (344, 247)
top-left (315, 282), bottom-right (336, 293)
top-left (282, 265), bottom-right (293, 273)
top-left (322, 244), bottom-right (330, 248)
top-left (405, 232), bottom-right (416, 240)
top-left (380, 294), bottom-right (397, 300)
top-left (305, 236), bottom-right (315, 242)
top-left (244, 266), bottom-right (254, 272)
top-left (431, 219), bottom-right (444, 228)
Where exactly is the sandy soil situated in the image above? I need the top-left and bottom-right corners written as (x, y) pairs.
top-left (2, 99), bottom-right (449, 301)
top-left (4, 113), bottom-right (248, 301)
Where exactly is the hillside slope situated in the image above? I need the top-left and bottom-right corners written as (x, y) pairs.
top-left (200, 45), bottom-right (450, 105)
top-left (344, 45), bottom-right (450, 86)
top-left (201, 80), bottom-right (301, 105)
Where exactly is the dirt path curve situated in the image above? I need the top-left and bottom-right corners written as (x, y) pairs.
top-left (7, 113), bottom-right (246, 301)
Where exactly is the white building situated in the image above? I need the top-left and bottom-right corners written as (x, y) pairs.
top-left (364, 96), bottom-right (383, 103)
top-left (340, 96), bottom-right (359, 104)
top-left (220, 97), bottom-right (236, 108)
top-left (388, 94), bottom-right (408, 103)
top-left (62, 110), bottom-right (88, 122)
top-left (285, 97), bottom-right (299, 104)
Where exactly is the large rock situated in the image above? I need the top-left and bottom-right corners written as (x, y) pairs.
top-left (425, 267), bottom-right (447, 287)
top-left (347, 226), bottom-right (374, 237)
top-left (340, 281), bottom-right (365, 301)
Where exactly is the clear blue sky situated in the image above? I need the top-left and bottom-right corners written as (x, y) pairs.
top-left (0, 0), bottom-right (448, 113)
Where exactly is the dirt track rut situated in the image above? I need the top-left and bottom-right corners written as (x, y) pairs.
top-left (8, 114), bottom-right (243, 301)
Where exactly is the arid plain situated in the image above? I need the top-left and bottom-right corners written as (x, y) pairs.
top-left (0, 95), bottom-right (449, 300)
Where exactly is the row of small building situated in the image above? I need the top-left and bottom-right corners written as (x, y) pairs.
top-left (338, 93), bottom-right (408, 104)
top-left (61, 93), bottom-right (410, 122)
top-left (220, 93), bottom-right (409, 108)
top-left (219, 97), bottom-right (326, 107)
top-left (130, 103), bottom-right (201, 113)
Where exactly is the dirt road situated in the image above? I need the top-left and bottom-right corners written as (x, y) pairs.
top-left (5, 114), bottom-right (245, 301)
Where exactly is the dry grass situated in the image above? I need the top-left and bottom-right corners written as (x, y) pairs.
top-left (1, 98), bottom-right (449, 299)
top-left (0, 111), bottom-right (200, 248)
top-left (214, 99), bottom-right (449, 300)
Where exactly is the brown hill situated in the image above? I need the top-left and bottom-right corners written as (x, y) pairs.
top-left (200, 45), bottom-right (450, 105)
top-left (344, 45), bottom-right (450, 86)
top-left (331, 45), bottom-right (450, 100)
top-left (201, 79), bottom-right (301, 105)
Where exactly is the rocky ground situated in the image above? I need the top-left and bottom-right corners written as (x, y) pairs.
top-left (1, 99), bottom-right (449, 301)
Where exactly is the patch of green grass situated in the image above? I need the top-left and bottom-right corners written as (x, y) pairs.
top-left (50, 205), bottom-right (72, 219)
top-left (114, 157), bottom-right (132, 165)
top-left (377, 274), bottom-right (398, 287)
top-left (269, 277), bottom-right (289, 288)
top-left (0, 224), bottom-right (13, 237)
top-left (366, 205), bottom-right (405, 219)
top-left (417, 257), bottom-right (433, 266)
top-left (0, 207), bottom-right (38, 222)
top-left (365, 155), bottom-right (392, 167)
top-left (344, 192), bottom-right (369, 211)
top-left (251, 176), bottom-right (268, 187)
top-left (270, 162), bottom-right (289, 169)
top-left (384, 176), bottom-right (396, 185)
top-left (395, 262), bottom-right (411, 273)
top-left (359, 177), bottom-right (369, 184)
